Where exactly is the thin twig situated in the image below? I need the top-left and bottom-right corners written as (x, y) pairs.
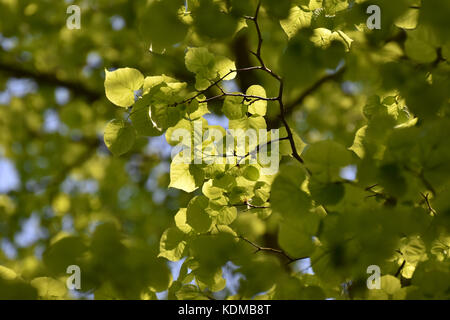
top-left (170, 66), bottom-right (263, 107)
top-left (420, 192), bottom-right (436, 215)
top-left (247, 2), bottom-right (305, 165)
top-left (237, 235), bottom-right (308, 264)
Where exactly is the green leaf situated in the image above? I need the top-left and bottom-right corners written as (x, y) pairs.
top-left (169, 153), bottom-right (205, 193)
top-left (323, 0), bottom-right (348, 15)
top-left (378, 163), bottom-right (407, 197)
top-left (30, 277), bottom-right (66, 300)
top-left (278, 221), bottom-right (316, 258)
top-left (215, 56), bottom-right (238, 80)
top-left (229, 115), bottom-right (267, 131)
top-left (395, 8), bottom-right (419, 29)
top-left (185, 47), bottom-right (215, 77)
top-left (104, 68), bottom-right (144, 107)
top-left (174, 208), bottom-right (193, 233)
top-left (405, 26), bottom-right (439, 63)
top-left (130, 94), bottom-right (163, 137)
top-left (175, 284), bottom-right (208, 300)
top-left (367, 275), bottom-right (405, 300)
top-left (185, 47), bottom-right (236, 90)
top-left (186, 98), bottom-right (210, 120)
top-left (43, 236), bottom-right (87, 275)
top-left (138, 0), bottom-right (187, 50)
top-left (280, 6), bottom-right (312, 39)
top-left (262, 0), bottom-right (292, 19)
top-left (279, 127), bottom-right (306, 157)
top-left (103, 119), bottom-right (136, 156)
top-left (399, 237), bottom-right (426, 265)
top-left (271, 163), bottom-right (311, 219)
top-left (143, 75), bottom-right (177, 94)
top-left (150, 103), bottom-right (182, 132)
top-left (254, 181), bottom-right (271, 203)
top-left (159, 227), bottom-right (187, 262)
top-left (303, 140), bottom-right (353, 182)
top-left (223, 95), bottom-right (247, 120)
top-left (245, 85), bottom-right (267, 116)
top-left (0, 276), bottom-right (37, 300)
top-left (243, 165), bottom-right (260, 181)
top-left (0, 265), bottom-right (17, 280)
top-left (349, 126), bottom-right (367, 159)
top-left (195, 267), bottom-right (226, 292)
top-left (165, 118), bottom-right (194, 147)
top-left (215, 206), bottom-right (237, 225)
top-left (202, 179), bottom-right (224, 200)
top-left (311, 28), bottom-right (353, 51)
top-left (309, 180), bottom-right (345, 206)
top-left (186, 196), bottom-right (213, 233)
top-left (192, 0), bottom-right (238, 39)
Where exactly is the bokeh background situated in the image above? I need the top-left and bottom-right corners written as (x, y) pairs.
top-left (0, 0), bottom-right (390, 299)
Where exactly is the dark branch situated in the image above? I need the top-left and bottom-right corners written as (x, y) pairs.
top-left (0, 60), bottom-right (102, 102)
top-left (238, 235), bottom-right (308, 264)
top-left (247, 2), bottom-right (305, 165)
top-left (284, 66), bottom-right (347, 115)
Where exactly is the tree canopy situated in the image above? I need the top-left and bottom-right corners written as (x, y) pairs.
top-left (0, 0), bottom-right (449, 300)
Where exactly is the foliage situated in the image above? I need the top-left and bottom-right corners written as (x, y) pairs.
top-left (0, 0), bottom-right (449, 300)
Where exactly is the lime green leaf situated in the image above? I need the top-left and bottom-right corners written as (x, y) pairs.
top-left (246, 85), bottom-right (267, 116)
top-left (104, 68), bottom-right (144, 107)
top-left (104, 119), bottom-right (136, 156)
top-left (311, 28), bottom-right (353, 51)
top-left (0, 265), bottom-right (17, 280)
top-left (174, 208), bottom-right (192, 233)
top-left (243, 165), bottom-right (260, 181)
top-left (31, 277), bottom-right (66, 300)
top-left (169, 154), bottom-right (204, 193)
top-left (216, 206), bottom-right (237, 225)
top-left (165, 118), bottom-right (193, 147)
top-left (279, 127), bottom-right (306, 157)
top-left (158, 227), bottom-right (187, 262)
top-left (399, 237), bottom-right (427, 264)
top-left (280, 6), bottom-right (312, 39)
top-left (323, 0), bottom-right (348, 15)
top-left (185, 47), bottom-right (236, 90)
top-left (395, 8), bottom-right (419, 29)
top-left (185, 47), bottom-right (215, 77)
top-left (143, 75), bottom-right (177, 94)
top-left (215, 56), bottom-right (237, 80)
top-left (186, 99), bottom-right (210, 120)
top-left (202, 179), bottom-right (224, 200)
top-left (223, 95), bottom-right (247, 120)
top-left (368, 275), bottom-right (405, 300)
top-left (229, 115), bottom-right (267, 131)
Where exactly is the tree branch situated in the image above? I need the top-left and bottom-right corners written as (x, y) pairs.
top-left (246, 2), bottom-right (305, 165)
top-left (237, 235), bottom-right (308, 264)
top-left (284, 66), bottom-right (347, 115)
top-left (0, 59), bottom-right (102, 102)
